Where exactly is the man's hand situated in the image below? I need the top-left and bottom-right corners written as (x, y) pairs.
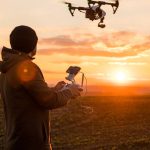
top-left (55, 82), bottom-right (82, 99)
top-left (68, 84), bottom-right (81, 99)
top-left (54, 81), bottom-right (66, 91)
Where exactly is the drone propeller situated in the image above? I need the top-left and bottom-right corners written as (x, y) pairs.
top-left (63, 2), bottom-right (70, 5)
top-left (87, 0), bottom-right (92, 3)
top-left (62, 1), bottom-right (71, 6)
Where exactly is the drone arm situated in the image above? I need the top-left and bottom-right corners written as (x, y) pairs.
top-left (78, 7), bottom-right (88, 13)
top-left (68, 6), bottom-right (88, 16)
top-left (69, 8), bottom-right (75, 16)
top-left (112, 6), bottom-right (118, 14)
top-left (79, 10), bottom-right (86, 13)
top-left (88, 0), bottom-right (119, 11)
top-left (78, 7), bottom-right (88, 11)
top-left (97, 0), bottom-right (119, 14)
top-left (99, 1), bottom-right (116, 6)
top-left (102, 0), bottom-right (119, 14)
top-left (88, 0), bottom-right (108, 6)
top-left (69, 6), bottom-right (81, 16)
top-left (112, 0), bottom-right (119, 14)
top-left (66, 3), bottom-right (77, 16)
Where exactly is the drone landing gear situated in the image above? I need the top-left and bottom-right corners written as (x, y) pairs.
top-left (98, 17), bottom-right (106, 28)
top-left (98, 23), bottom-right (106, 28)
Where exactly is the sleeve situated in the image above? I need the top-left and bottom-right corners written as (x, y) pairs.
top-left (19, 61), bottom-right (73, 110)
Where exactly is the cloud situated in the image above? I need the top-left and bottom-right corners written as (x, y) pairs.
top-left (38, 31), bottom-right (150, 58)
top-left (38, 43), bottom-right (150, 58)
top-left (44, 59), bottom-right (81, 64)
top-left (132, 42), bottom-right (150, 52)
top-left (98, 31), bottom-right (137, 48)
top-left (108, 62), bottom-right (147, 66)
top-left (39, 35), bottom-right (96, 47)
top-left (39, 35), bottom-right (77, 47)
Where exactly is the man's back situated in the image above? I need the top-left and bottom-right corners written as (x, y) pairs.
top-left (0, 47), bottom-right (51, 150)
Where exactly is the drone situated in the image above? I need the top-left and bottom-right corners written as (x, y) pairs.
top-left (64, 0), bottom-right (119, 28)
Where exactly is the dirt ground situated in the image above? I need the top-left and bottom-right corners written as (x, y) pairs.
top-left (51, 96), bottom-right (150, 150)
top-left (1, 96), bottom-right (150, 150)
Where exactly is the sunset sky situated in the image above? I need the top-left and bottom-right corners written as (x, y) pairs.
top-left (1, 0), bottom-right (150, 87)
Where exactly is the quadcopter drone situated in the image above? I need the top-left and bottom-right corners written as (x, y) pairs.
top-left (64, 0), bottom-right (119, 28)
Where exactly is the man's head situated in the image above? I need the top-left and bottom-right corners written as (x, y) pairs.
top-left (10, 25), bottom-right (38, 55)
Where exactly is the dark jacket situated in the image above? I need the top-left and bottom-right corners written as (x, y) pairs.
top-left (0, 47), bottom-right (73, 150)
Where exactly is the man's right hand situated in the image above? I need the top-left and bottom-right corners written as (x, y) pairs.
top-left (68, 84), bottom-right (81, 99)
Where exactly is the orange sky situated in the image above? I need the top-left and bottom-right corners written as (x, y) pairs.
top-left (0, 0), bottom-right (150, 89)
top-left (35, 31), bottom-right (150, 86)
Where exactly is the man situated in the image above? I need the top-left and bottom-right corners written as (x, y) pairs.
top-left (0, 25), bottom-right (81, 150)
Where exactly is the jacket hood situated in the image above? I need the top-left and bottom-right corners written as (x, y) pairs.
top-left (0, 47), bottom-right (33, 73)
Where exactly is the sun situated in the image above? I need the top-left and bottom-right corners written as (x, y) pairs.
top-left (113, 71), bottom-right (128, 83)
top-left (116, 72), bottom-right (126, 81)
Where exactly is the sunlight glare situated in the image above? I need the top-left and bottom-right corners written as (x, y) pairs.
top-left (114, 71), bottom-right (128, 83)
